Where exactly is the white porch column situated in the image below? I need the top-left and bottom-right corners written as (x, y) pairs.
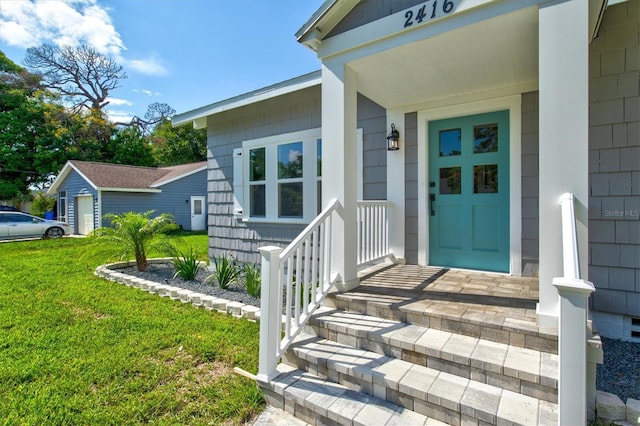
top-left (537, 0), bottom-right (590, 327)
top-left (322, 63), bottom-right (359, 290)
top-left (387, 110), bottom-right (405, 262)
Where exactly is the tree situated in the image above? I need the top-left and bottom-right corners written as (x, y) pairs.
top-left (0, 51), bottom-right (67, 199)
top-left (150, 119), bottom-right (207, 166)
top-left (126, 102), bottom-right (176, 134)
top-left (92, 211), bottom-right (174, 271)
top-left (55, 108), bottom-right (114, 162)
top-left (106, 126), bottom-right (156, 167)
top-left (24, 44), bottom-right (126, 112)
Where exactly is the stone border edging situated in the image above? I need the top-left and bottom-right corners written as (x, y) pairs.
top-left (94, 258), bottom-right (262, 321)
top-left (595, 390), bottom-right (640, 425)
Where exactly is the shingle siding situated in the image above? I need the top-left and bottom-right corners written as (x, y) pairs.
top-left (521, 91), bottom-right (539, 267)
top-left (205, 86), bottom-right (321, 264)
top-left (359, 94), bottom-right (388, 200)
top-left (328, 0), bottom-right (426, 38)
top-left (204, 87), bottom-right (387, 264)
top-left (404, 112), bottom-right (418, 265)
top-left (589, 0), bottom-right (640, 317)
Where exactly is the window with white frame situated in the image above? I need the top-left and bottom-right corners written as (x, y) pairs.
top-left (234, 128), bottom-right (321, 223)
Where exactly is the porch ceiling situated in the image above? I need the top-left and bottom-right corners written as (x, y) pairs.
top-left (349, 6), bottom-right (539, 110)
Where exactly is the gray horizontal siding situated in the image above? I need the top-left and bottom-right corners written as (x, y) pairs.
top-left (101, 170), bottom-right (207, 230)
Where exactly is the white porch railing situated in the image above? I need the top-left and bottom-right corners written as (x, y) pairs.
top-left (257, 199), bottom-right (341, 382)
top-left (357, 200), bottom-right (390, 264)
top-left (553, 193), bottom-right (600, 424)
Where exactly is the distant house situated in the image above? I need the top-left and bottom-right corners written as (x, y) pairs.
top-left (47, 160), bottom-right (207, 234)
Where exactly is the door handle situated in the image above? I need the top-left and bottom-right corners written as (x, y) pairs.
top-left (429, 194), bottom-right (436, 216)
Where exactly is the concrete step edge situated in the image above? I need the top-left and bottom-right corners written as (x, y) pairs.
top-left (287, 337), bottom-right (558, 425)
top-left (326, 294), bottom-right (557, 349)
top-left (309, 309), bottom-right (558, 389)
top-left (261, 365), bottom-right (447, 426)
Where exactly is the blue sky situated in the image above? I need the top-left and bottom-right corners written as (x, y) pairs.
top-left (0, 0), bottom-right (324, 123)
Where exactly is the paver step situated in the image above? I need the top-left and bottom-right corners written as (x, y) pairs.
top-left (259, 364), bottom-right (448, 426)
top-left (307, 308), bottom-right (558, 403)
top-left (325, 292), bottom-right (558, 354)
top-left (284, 333), bottom-right (557, 426)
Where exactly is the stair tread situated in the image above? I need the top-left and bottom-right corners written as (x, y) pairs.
top-left (310, 308), bottom-right (558, 385)
top-left (268, 364), bottom-right (448, 426)
top-left (289, 334), bottom-right (558, 425)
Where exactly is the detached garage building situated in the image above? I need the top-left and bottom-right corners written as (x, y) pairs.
top-left (47, 160), bottom-right (207, 234)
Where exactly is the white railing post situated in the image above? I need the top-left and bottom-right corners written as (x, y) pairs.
top-left (553, 277), bottom-right (595, 425)
top-left (257, 245), bottom-right (282, 382)
top-left (559, 193), bottom-right (580, 280)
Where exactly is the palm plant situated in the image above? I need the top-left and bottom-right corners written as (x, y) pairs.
top-left (92, 210), bottom-right (174, 271)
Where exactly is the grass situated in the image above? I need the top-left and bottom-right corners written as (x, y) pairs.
top-left (0, 233), bottom-right (264, 425)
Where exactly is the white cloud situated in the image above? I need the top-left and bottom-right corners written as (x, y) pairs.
top-left (289, 149), bottom-right (302, 163)
top-left (0, 0), bottom-right (168, 77)
top-left (125, 57), bottom-right (169, 76)
top-left (106, 97), bottom-right (133, 106)
top-left (133, 89), bottom-right (162, 97)
top-left (105, 108), bottom-right (134, 124)
top-left (0, 0), bottom-right (124, 55)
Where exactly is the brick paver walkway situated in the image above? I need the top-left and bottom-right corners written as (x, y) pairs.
top-left (342, 264), bottom-right (549, 338)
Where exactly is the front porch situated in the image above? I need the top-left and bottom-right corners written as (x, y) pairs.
top-left (260, 264), bottom-right (560, 425)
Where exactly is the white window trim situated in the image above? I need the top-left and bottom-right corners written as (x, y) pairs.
top-left (240, 128), bottom-right (322, 224)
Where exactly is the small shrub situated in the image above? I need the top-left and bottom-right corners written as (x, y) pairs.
top-left (172, 247), bottom-right (202, 281)
top-left (241, 263), bottom-right (261, 298)
top-left (30, 193), bottom-right (56, 218)
top-left (208, 254), bottom-right (240, 290)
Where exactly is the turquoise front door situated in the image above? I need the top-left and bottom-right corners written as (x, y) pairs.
top-left (428, 110), bottom-right (510, 272)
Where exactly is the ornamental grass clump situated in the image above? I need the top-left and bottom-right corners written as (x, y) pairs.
top-left (207, 254), bottom-right (241, 290)
top-left (241, 263), bottom-right (261, 298)
top-left (172, 247), bottom-right (203, 281)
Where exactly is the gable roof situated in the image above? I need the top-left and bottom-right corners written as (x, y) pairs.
top-left (47, 160), bottom-right (207, 195)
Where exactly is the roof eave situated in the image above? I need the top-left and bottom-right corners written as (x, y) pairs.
top-left (47, 161), bottom-right (97, 195)
top-left (99, 187), bottom-right (162, 193)
top-left (172, 71), bottom-right (322, 128)
top-left (295, 0), bottom-right (362, 51)
top-left (150, 164), bottom-right (207, 188)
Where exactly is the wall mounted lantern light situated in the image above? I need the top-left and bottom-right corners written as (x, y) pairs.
top-left (387, 123), bottom-right (400, 151)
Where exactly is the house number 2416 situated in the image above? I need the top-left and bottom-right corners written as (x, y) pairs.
top-left (404, 0), bottom-right (455, 28)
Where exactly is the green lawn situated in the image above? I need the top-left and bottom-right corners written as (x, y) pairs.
top-left (0, 234), bottom-right (264, 425)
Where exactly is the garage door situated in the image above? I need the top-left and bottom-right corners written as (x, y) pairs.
top-left (76, 196), bottom-right (94, 235)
